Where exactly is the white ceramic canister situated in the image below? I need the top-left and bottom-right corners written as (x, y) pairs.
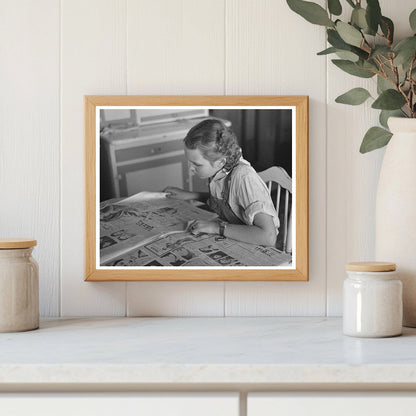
top-left (343, 261), bottom-right (402, 338)
top-left (0, 239), bottom-right (39, 332)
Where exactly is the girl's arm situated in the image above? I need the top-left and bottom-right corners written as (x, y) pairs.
top-left (189, 212), bottom-right (277, 247)
top-left (164, 186), bottom-right (209, 202)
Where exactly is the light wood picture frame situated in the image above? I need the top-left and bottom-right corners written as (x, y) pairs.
top-left (85, 96), bottom-right (308, 281)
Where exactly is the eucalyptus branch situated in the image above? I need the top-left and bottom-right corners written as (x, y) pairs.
top-left (407, 56), bottom-right (415, 82)
top-left (374, 56), bottom-right (385, 72)
top-left (378, 21), bottom-right (393, 48)
top-left (286, 0), bottom-right (416, 151)
top-left (362, 37), bottom-right (373, 53)
top-left (396, 82), bottom-right (413, 117)
top-left (390, 58), bottom-right (400, 86)
top-left (356, 64), bottom-right (382, 78)
top-left (408, 56), bottom-right (416, 117)
top-left (383, 56), bottom-right (398, 77)
top-left (385, 34), bottom-right (393, 49)
top-left (377, 54), bottom-right (392, 66)
top-left (375, 57), bottom-right (400, 89)
top-left (411, 74), bottom-right (416, 107)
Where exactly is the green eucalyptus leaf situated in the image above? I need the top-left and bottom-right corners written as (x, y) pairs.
top-left (360, 127), bottom-right (392, 153)
top-left (327, 28), bottom-right (348, 48)
top-left (377, 75), bottom-right (393, 94)
top-left (366, 0), bottom-right (382, 35)
top-left (317, 46), bottom-right (338, 55)
top-left (376, 65), bottom-right (403, 91)
top-left (327, 29), bottom-right (369, 59)
top-left (380, 16), bottom-right (394, 44)
top-left (362, 59), bottom-right (379, 71)
top-left (351, 7), bottom-right (369, 32)
top-left (332, 59), bottom-right (375, 78)
top-left (336, 21), bottom-right (363, 47)
top-left (379, 110), bottom-right (403, 129)
top-left (410, 9), bottom-right (416, 32)
top-left (371, 46), bottom-right (392, 58)
top-left (372, 89), bottom-right (406, 110)
top-left (393, 36), bottom-right (416, 52)
top-left (380, 16), bottom-right (394, 43)
top-left (286, 0), bottom-right (334, 27)
top-left (317, 46), bottom-right (358, 61)
top-left (393, 37), bottom-right (416, 70)
top-left (335, 87), bottom-right (371, 105)
top-left (328, 0), bottom-right (342, 16)
top-left (350, 45), bottom-right (369, 60)
top-left (335, 50), bottom-right (359, 62)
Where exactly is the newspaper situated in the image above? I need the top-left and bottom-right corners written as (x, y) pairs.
top-left (100, 193), bottom-right (216, 264)
top-left (100, 192), bottom-right (292, 267)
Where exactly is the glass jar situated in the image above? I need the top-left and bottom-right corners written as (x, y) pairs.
top-left (0, 239), bottom-right (39, 332)
top-left (343, 261), bottom-right (403, 338)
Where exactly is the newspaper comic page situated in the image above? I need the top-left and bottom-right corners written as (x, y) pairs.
top-left (100, 192), bottom-right (292, 267)
top-left (100, 193), bottom-right (216, 264)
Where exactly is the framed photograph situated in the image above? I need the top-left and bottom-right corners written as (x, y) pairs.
top-left (85, 96), bottom-right (308, 281)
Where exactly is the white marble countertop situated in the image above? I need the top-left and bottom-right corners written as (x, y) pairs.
top-left (1, 317), bottom-right (416, 389)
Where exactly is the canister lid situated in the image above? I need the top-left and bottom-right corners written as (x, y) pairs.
top-left (0, 239), bottom-right (37, 249)
top-left (346, 261), bottom-right (396, 272)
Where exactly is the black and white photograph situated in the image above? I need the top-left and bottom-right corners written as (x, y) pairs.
top-left (84, 95), bottom-right (308, 281)
top-left (98, 106), bottom-right (294, 269)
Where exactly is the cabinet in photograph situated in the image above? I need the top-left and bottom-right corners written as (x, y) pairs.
top-left (100, 109), bottom-right (210, 201)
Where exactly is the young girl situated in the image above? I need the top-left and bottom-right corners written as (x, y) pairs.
top-left (164, 119), bottom-right (279, 247)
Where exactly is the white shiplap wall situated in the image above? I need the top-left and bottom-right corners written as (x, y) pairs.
top-left (1, 0), bottom-right (412, 317)
top-left (0, 0), bottom-right (61, 316)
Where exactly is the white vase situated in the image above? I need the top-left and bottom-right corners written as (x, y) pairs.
top-left (375, 117), bottom-right (416, 327)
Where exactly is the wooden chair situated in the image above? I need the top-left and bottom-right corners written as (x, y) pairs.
top-left (258, 166), bottom-right (292, 253)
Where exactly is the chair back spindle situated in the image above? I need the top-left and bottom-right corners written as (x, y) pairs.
top-left (258, 166), bottom-right (292, 254)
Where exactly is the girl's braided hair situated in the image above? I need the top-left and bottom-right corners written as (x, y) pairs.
top-left (184, 119), bottom-right (242, 170)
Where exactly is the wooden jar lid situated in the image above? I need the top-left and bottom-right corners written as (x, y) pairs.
top-left (0, 239), bottom-right (37, 249)
top-left (346, 261), bottom-right (396, 272)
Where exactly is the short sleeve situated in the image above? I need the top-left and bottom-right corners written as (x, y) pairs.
top-left (235, 173), bottom-right (280, 229)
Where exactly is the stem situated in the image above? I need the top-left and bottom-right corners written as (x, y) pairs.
top-left (362, 37), bottom-right (372, 54)
top-left (408, 55), bottom-right (416, 117)
top-left (357, 65), bottom-right (382, 77)
top-left (379, 19), bottom-right (393, 48)
top-left (372, 56), bottom-right (412, 116)
top-left (375, 56), bottom-right (399, 89)
top-left (396, 74), bottom-right (413, 118)
top-left (390, 58), bottom-right (400, 85)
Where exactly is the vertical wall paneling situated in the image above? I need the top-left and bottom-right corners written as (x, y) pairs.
top-left (0, 1), bottom-right (60, 316)
top-left (7, 0), bottom-right (413, 317)
top-left (126, 0), bottom-right (226, 95)
top-left (224, 0), bottom-right (327, 315)
top-left (61, 0), bottom-right (127, 316)
top-left (127, 282), bottom-right (226, 317)
top-left (326, 0), bottom-right (415, 316)
top-left (125, 0), bottom-right (226, 316)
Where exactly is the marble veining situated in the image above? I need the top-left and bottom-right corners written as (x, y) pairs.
top-left (1, 317), bottom-right (416, 385)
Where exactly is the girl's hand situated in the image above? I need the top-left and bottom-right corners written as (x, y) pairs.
top-left (164, 187), bottom-right (195, 200)
top-left (187, 220), bottom-right (219, 235)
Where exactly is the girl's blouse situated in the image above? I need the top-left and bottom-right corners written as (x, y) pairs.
top-left (209, 158), bottom-right (280, 232)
